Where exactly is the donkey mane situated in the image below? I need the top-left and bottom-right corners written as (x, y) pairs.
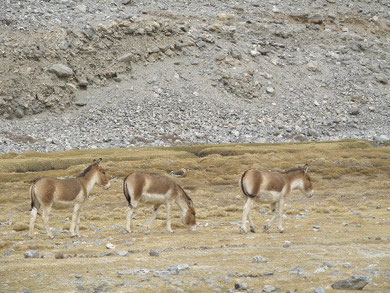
top-left (178, 185), bottom-right (194, 207)
top-left (77, 162), bottom-right (98, 178)
top-left (282, 167), bottom-right (304, 174)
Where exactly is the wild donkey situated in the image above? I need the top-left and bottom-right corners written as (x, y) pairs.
top-left (29, 158), bottom-right (110, 238)
top-left (123, 173), bottom-right (196, 233)
top-left (240, 164), bottom-right (313, 233)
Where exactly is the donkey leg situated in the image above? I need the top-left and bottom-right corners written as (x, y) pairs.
top-left (264, 202), bottom-right (277, 232)
top-left (70, 203), bottom-right (81, 237)
top-left (42, 206), bottom-right (54, 239)
top-left (248, 205), bottom-right (256, 233)
top-left (126, 202), bottom-right (137, 233)
top-left (277, 198), bottom-right (286, 233)
top-left (75, 205), bottom-right (82, 237)
top-left (166, 202), bottom-right (174, 233)
top-left (28, 208), bottom-right (38, 238)
top-left (146, 204), bottom-right (161, 232)
top-left (241, 198), bottom-right (254, 233)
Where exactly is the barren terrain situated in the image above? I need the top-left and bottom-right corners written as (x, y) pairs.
top-left (1, 0), bottom-right (390, 153)
top-left (1, 141), bottom-right (390, 292)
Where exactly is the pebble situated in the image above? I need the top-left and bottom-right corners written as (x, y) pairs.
top-left (283, 241), bottom-right (291, 248)
top-left (253, 255), bottom-right (268, 263)
top-left (331, 275), bottom-right (370, 290)
top-left (263, 285), bottom-right (278, 292)
top-left (314, 287), bottom-right (325, 293)
top-left (266, 87), bottom-right (275, 94)
top-left (234, 282), bottom-right (248, 291)
top-left (55, 253), bottom-right (65, 259)
top-left (105, 243), bottom-right (115, 249)
top-left (24, 250), bottom-right (40, 259)
top-left (116, 250), bottom-right (129, 257)
top-left (48, 64), bottom-right (74, 78)
top-left (149, 249), bottom-right (160, 256)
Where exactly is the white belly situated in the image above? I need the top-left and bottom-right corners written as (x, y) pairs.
top-left (140, 193), bottom-right (167, 204)
top-left (255, 191), bottom-right (281, 203)
top-left (52, 200), bottom-right (76, 209)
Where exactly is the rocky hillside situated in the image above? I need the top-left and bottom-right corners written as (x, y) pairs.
top-left (0, 0), bottom-right (389, 153)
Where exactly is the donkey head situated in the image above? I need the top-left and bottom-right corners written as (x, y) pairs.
top-left (183, 205), bottom-right (196, 231)
top-left (299, 164), bottom-right (313, 198)
top-left (93, 158), bottom-right (111, 190)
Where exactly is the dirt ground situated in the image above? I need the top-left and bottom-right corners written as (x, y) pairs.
top-left (1, 141), bottom-right (390, 292)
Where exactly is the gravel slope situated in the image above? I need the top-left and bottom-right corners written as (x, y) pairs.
top-left (0, 0), bottom-right (389, 153)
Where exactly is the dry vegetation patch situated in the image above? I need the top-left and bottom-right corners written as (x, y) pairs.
top-left (1, 141), bottom-right (390, 292)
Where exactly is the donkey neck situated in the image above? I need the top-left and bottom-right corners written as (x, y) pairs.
top-left (285, 172), bottom-right (304, 190)
top-left (79, 170), bottom-right (99, 195)
top-left (176, 192), bottom-right (190, 212)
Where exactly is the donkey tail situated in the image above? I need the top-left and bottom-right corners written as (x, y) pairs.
top-left (30, 183), bottom-right (39, 210)
top-left (240, 170), bottom-right (257, 198)
top-left (123, 175), bottom-right (132, 208)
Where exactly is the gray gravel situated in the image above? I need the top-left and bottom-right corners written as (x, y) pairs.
top-left (0, 0), bottom-right (389, 154)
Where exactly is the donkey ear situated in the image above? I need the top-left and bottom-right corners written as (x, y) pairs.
top-left (303, 164), bottom-right (309, 174)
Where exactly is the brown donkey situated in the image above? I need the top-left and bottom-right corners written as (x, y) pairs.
top-left (240, 164), bottom-right (313, 233)
top-left (123, 173), bottom-right (196, 233)
top-left (29, 158), bottom-right (110, 238)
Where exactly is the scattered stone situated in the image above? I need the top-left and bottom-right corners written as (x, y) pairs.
top-left (75, 5), bottom-right (87, 13)
top-left (118, 53), bottom-right (134, 63)
top-left (263, 285), bottom-right (278, 292)
top-left (48, 64), bottom-right (74, 78)
top-left (234, 282), bottom-right (248, 291)
top-left (349, 108), bottom-right (360, 116)
top-left (375, 74), bottom-right (388, 85)
top-left (116, 250), bottom-right (129, 257)
top-left (149, 249), bottom-right (159, 256)
top-left (331, 275), bottom-right (370, 290)
top-left (24, 250), bottom-right (40, 259)
top-left (310, 14), bottom-right (325, 24)
top-left (55, 253), bottom-right (65, 259)
top-left (253, 255), bottom-right (268, 263)
top-left (75, 274), bottom-right (83, 279)
top-left (283, 241), bottom-right (291, 248)
top-left (314, 287), bottom-right (325, 293)
top-left (77, 79), bottom-right (88, 87)
top-left (266, 87), bottom-right (275, 95)
top-left (14, 108), bottom-right (24, 119)
top-left (106, 243), bottom-right (115, 249)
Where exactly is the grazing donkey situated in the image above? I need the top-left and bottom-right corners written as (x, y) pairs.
top-left (29, 158), bottom-right (110, 238)
top-left (240, 164), bottom-right (313, 233)
top-left (123, 172), bottom-right (196, 233)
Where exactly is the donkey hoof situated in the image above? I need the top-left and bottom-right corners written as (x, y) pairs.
top-left (250, 227), bottom-right (256, 233)
top-left (263, 225), bottom-right (270, 232)
top-left (279, 229), bottom-right (285, 233)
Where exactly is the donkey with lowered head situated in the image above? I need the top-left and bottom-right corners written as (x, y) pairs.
top-left (123, 172), bottom-right (196, 233)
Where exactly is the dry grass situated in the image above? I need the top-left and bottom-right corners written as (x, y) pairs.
top-left (1, 141), bottom-right (390, 292)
